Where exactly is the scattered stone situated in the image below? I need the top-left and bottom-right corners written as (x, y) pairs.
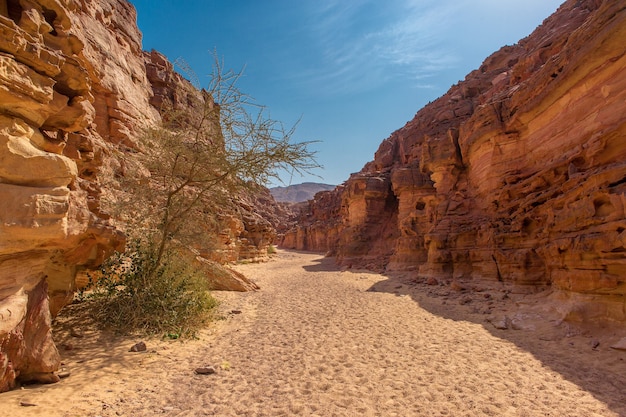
top-left (57, 368), bottom-right (71, 379)
top-left (489, 316), bottom-right (509, 330)
top-left (230, 310), bottom-right (242, 315)
top-left (129, 342), bottom-right (147, 352)
top-left (459, 296), bottom-right (472, 305)
top-left (450, 281), bottom-right (466, 292)
top-left (70, 328), bottom-right (84, 338)
top-left (610, 337), bottom-right (626, 351)
top-left (425, 277), bottom-right (438, 286)
top-left (20, 401), bottom-right (37, 407)
top-left (590, 340), bottom-right (600, 349)
top-left (510, 317), bottom-right (536, 331)
top-left (195, 366), bottom-right (217, 375)
top-left (63, 343), bottom-right (75, 351)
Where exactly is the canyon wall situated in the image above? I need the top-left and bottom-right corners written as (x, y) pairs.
top-left (0, 0), bottom-right (132, 391)
top-left (0, 0), bottom-right (276, 391)
top-left (283, 0), bottom-right (626, 322)
top-left (142, 49), bottom-right (278, 264)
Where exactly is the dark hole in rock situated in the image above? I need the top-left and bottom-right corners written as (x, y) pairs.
top-left (41, 7), bottom-right (57, 35)
top-left (6, 0), bottom-right (22, 23)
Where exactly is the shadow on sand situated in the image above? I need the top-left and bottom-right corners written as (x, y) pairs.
top-left (21, 302), bottom-right (146, 391)
top-left (302, 254), bottom-right (351, 273)
top-left (302, 252), bottom-right (626, 416)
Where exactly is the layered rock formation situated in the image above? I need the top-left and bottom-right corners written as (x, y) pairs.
top-left (282, 186), bottom-right (345, 255)
top-left (0, 0), bottom-right (133, 391)
top-left (0, 0), bottom-right (277, 391)
top-left (142, 50), bottom-right (279, 264)
top-left (283, 0), bottom-right (626, 322)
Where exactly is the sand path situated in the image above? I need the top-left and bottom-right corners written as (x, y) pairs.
top-left (2, 250), bottom-right (626, 416)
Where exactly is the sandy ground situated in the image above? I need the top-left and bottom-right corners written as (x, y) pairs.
top-left (2, 250), bottom-right (626, 417)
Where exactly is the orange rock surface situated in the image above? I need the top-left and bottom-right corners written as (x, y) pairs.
top-left (0, 0), bottom-right (277, 391)
top-left (283, 0), bottom-right (626, 322)
top-left (0, 0), bottom-right (133, 391)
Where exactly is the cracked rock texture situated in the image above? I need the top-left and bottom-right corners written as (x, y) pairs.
top-left (0, 0), bottom-right (274, 391)
top-left (282, 0), bottom-right (626, 323)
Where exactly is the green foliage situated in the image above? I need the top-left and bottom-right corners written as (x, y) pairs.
top-left (85, 240), bottom-right (218, 338)
top-left (86, 53), bottom-right (317, 337)
top-left (109, 52), bottom-right (320, 267)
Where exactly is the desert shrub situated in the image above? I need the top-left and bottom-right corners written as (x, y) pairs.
top-left (85, 240), bottom-right (218, 338)
top-left (107, 54), bottom-right (320, 271)
top-left (84, 54), bottom-right (318, 337)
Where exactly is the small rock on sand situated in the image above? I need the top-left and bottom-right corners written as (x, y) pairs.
top-left (70, 328), bottom-right (84, 338)
top-left (610, 337), bottom-right (626, 351)
top-left (195, 366), bottom-right (217, 375)
top-left (425, 277), bottom-right (438, 286)
top-left (129, 342), bottom-right (147, 352)
top-left (489, 316), bottom-right (509, 330)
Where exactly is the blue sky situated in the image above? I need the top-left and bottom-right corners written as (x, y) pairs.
top-left (130, 0), bottom-right (564, 186)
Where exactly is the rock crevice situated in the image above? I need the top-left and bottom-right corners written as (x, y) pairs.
top-left (283, 0), bottom-right (626, 323)
top-left (0, 0), bottom-right (277, 391)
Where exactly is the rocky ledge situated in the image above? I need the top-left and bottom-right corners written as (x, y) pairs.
top-left (282, 0), bottom-right (626, 324)
top-left (0, 0), bottom-right (278, 392)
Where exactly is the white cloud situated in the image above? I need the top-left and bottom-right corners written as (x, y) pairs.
top-left (285, 0), bottom-right (562, 98)
top-left (288, 0), bottom-right (461, 97)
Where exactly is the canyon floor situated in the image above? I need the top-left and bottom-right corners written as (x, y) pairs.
top-left (2, 250), bottom-right (626, 417)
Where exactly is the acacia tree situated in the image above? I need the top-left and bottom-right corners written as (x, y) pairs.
top-left (86, 55), bottom-right (319, 336)
top-left (128, 54), bottom-right (319, 267)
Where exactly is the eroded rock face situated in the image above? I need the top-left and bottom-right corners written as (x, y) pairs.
top-left (0, 0), bottom-right (282, 391)
top-left (209, 196), bottom-right (277, 264)
top-left (284, 0), bottom-right (626, 322)
top-left (142, 51), bottom-right (279, 265)
top-left (282, 187), bottom-right (344, 254)
top-left (0, 0), bottom-right (133, 390)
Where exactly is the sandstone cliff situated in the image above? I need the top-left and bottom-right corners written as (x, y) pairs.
top-left (141, 49), bottom-right (278, 265)
top-left (0, 0), bottom-right (276, 391)
top-left (0, 0), bottom-right (134, 391)
top-left (283, 0), bottom-right (626, 323)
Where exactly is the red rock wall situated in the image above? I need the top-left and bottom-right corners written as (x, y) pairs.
top-left (281, 187), bottom-right (344, 254)
top-left (284, 0), bottom-right (626, 322)
top-left (0, 0), bottom-right (279, 391)
top-left (0, 0), bottom-right (134, 390)
top-left (142, 50), bottom-right (279, 264)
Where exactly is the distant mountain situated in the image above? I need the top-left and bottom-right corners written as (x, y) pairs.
top-left (270, 182), bottom-right (336, 203)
